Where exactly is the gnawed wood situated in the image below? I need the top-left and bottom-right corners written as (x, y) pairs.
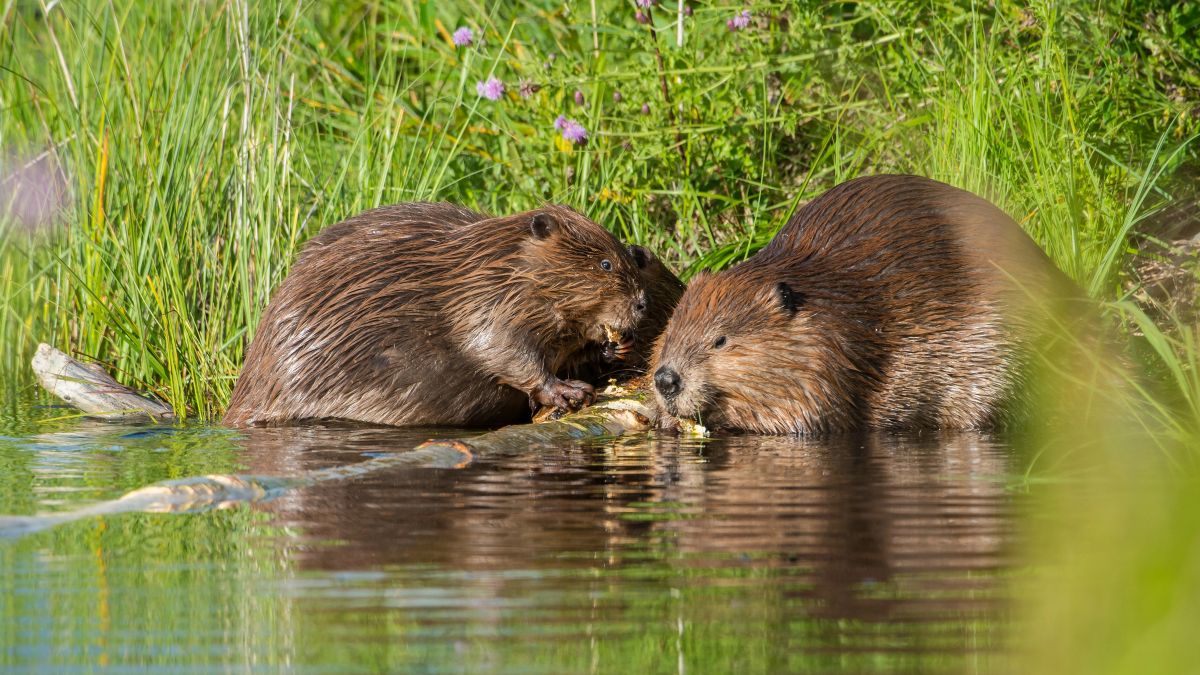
top-left (7, 349), bottom-right (654, 538)
top-left (31, 343), bottom-right (174, 420)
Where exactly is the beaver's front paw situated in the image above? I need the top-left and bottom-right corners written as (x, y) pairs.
top-left (532, 378), bottom-right (595, 411)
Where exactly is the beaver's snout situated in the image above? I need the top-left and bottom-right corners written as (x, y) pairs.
top-left (633, 291), bottom-right (647, 317)
top-left (654, 366), bottom-right (682, 399)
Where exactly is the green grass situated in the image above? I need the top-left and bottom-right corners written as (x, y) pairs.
top-left (0, 0), bottom-right (1192, 419)
top-left (1, 0), bottom-right (1198, 423)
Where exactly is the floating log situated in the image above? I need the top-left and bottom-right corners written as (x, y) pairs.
top-left (31, 343), bottom-right (174, 420)
top-left (4, 345), bottom-right (654, 538)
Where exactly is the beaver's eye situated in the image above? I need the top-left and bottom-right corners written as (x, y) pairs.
top-left (600, 259), bottom-right (613, 271)
top-left (712, 336), bottom-right (727, 349)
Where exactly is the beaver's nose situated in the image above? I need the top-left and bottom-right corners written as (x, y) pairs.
top-left (633, 291), bottom-right (647, 316)
top-left (654, 366), bottom-right (681, 399)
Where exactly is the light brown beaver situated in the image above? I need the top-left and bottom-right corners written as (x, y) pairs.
top-left (651, 174), bottom-right (1081, 434)
top-left (224, 202), bottom-right (648, 427)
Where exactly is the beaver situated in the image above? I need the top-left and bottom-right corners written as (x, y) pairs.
top-left (651, 174), bottom-right (1081, 434)
top-left (224, 202), bottom-right (648, 427)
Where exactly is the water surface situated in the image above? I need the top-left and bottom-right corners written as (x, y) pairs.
top-left (0, 413), bottom-right (1020, 672)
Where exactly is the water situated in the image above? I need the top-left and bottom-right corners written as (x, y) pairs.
top-left (0, 411), bottom-right (1022, 673)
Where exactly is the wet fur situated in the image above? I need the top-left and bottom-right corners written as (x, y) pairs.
top-left (653, 175), bottom-right (1079, 434)
top-left (224, 203), bottom-right (645, 427)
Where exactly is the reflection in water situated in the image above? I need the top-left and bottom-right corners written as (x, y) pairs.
top-left (243, 427), bottom-right (1015, 668)
top-left (0, 422), bottom-right (1017, 672)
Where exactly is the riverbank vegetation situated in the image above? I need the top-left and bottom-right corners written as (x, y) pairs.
top-left (1, 0), bottom-right (1197, 426)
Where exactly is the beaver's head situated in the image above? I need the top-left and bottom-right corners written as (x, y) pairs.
top-left (519, 205), bottom-right (647, 355)
top-left (651, 263), bottom-right (881, 434)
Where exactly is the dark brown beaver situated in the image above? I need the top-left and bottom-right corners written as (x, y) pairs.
top-left (224, 202), bottom-right (647, 427)
top-left (652, 174), bottom-right (1081, 434)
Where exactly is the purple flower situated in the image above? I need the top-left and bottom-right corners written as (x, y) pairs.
top-left (452, 26), bottom-right (474, 46)
top-left (613, 91), bottom-right (622, 103)
top-left (635, 10), bottom-right (649, 24)
top-left (636, 0), bottom-right (656, 6)
top-left (475, 77), bottom-right (505, 101)
top-left (562, 123), bottom-right (588, 145)
top-left (555, 117), bottom-right (588, 145)
top-left (641, 102), bottom-right (651, 115)
top-left (727, 10), bottom-right (751, 31)
top-left (574, 90), bottom-right (586, 106)
top-left (683, 4), bottom-right (693, 17)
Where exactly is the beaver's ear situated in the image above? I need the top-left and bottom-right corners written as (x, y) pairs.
top-left (775, 282), bottom-right (804, 316)
top-left (530, 212), bottom-right (556, 240)
top-left (627, 244), bottom-right (649, 269)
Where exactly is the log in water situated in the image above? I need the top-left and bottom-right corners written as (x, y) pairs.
top-left (31, 343), bottom-right (174, 420)
top-left (2, 344), bottom-right (653, 538)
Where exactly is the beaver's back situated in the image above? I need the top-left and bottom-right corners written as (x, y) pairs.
top-left (223, 202), bottom-right (527, 427)
top-left (768, 175), bottom-right (1072, 303)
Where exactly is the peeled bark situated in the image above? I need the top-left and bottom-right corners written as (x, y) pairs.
top-left (31, 343), bottom-right (174, 420)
